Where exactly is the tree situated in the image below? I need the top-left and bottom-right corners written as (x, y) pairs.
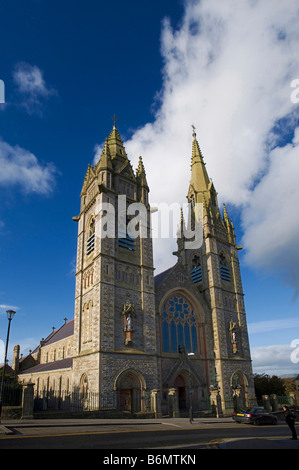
top-left (282, 377), bottom-right (296, 396)
top-left (254, 374), bottom-right (286, 400)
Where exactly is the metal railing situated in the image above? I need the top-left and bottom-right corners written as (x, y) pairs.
top-left (34, 390), bottom-right (117, 412)
top-left (0, 384), bottom-right (22, 406)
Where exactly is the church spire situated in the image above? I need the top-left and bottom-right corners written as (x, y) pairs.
top-left (96, 138), bottom-right (113, 172)
top-left (136, 156), bottom-right (149, 203)
top-left (189, 125), bottom-right (210, 194)
top-left (136, 156), bottom-right (148, 186)
top-left (108, 122), bottom-right (128, 160)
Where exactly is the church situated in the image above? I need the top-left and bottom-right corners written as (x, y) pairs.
top-left (14, 123), bottom-right (256, 417)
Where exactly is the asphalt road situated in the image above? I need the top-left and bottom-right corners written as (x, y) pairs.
top-left (0, 418), bottom-right (298, 451)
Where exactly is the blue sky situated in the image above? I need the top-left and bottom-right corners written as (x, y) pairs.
top-left (1, 0), bottom-right (299, 377)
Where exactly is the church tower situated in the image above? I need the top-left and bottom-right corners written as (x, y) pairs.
top-left (184, 127), bottom-right (256, 411)
top-left (72, 124), bottom-right (160, 412)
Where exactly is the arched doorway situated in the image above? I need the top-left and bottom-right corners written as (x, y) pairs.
top-left (115, 369), bottom-right (146, 413)
top-left (231, 371), bottom-right (248, 410)
top-left (174, 375), bottom-right (187, 410)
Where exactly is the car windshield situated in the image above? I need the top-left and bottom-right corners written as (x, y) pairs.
top-left (249, 408), bottom-right (268, 414)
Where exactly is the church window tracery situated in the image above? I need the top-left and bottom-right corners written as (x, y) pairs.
top-left (161, 294), bottom-right (199, 354)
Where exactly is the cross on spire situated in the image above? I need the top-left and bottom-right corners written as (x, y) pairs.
top-left (111, 114), bottom-right (119, 129)
top-left (191, 124), bottom-right (196, 138)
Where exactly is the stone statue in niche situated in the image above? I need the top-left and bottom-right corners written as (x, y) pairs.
top-left (122, 296), bottom-right (135, 346)
top-left (229, 316), bottom-right (238, 354)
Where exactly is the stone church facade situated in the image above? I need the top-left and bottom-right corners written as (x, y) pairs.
top-left (14, 124), bottom-right (256, 416)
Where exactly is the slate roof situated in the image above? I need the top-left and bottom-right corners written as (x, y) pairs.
top-left (154, 267), bottom-right (173, 289)
top-left (45, 320), bottom-right (74, 346)
top-left (18, 357), bottom-right (73, 375)
top-left (32, 319), bottom-right (74, 354)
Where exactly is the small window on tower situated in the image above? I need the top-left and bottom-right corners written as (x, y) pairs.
top-left (86, 217), bottom-right (95, 255)
top-left (118, 216), bottom-right (136, 251)
top-left (190, 254), bottom-right (202, 283)
top-left (219, 252), bottom-right (231, 281)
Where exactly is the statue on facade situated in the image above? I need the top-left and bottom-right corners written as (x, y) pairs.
top-left (122, 297), bottom-right (135, 346)
top-left (229, 316), bottom-right (238, 354)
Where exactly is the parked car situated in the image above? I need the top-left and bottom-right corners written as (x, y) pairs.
top-left (232, 407), bottom-right (278, 425)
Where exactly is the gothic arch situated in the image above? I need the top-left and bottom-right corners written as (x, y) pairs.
top-left (114, 368), bottom-right (146, 413)
top-left (219, 249), bottom-right (229, 265)
top-left (159, 288), bottom-right (207, 356)
top-left (230, 370), bottom-right (249, 388)
top-left (114, 368), bottom-right (147, 391)
top-left (230, 370), bottom-right (249, 410)
top-left (169, 365), bottom-right (205, 412)
top-left (79, 373), bottom-right (88, 398)
top-left (86, 214), bottom-right (95, 234)
top-left (158, 287), bottom-right (206, 324)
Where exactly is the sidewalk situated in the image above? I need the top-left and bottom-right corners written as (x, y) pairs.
top-left (219, 437), bottom-right (299, 449)
top-left (0, 416), bottom-right (232, 433)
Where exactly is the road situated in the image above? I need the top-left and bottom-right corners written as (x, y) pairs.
top-left (0, 417), bottom-right (298, 452)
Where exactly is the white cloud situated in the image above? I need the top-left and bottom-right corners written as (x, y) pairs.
top-left (93, 142), bottom-right (105, 167)
top-left (123, 0), bottom-right (299, 283)
top-left (13, 62), bottom-right (56, 114)
top-left (242, 129), bottom-right (299, 292)
top-left (0, 138), bottom-right (56, 194)
top-left (0, 304), bottom-right (19, 312)
top-left (0, 337), bottom-right (39, 366)
top-left (248, 317), bottom-right (299, 335)
top-left (251, 344), bottom-right (298, 376)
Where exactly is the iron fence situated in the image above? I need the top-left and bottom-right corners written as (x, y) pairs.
top-left (277, 395), bottom-right (294, 406)
top-left (34, 389), bottom-right (117, 412)
top-left (0, 384), bottom-right (22, 406)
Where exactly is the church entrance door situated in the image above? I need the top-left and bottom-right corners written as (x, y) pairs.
top-left (119, 388), bottom-right (133, 412)
top-left (174, 375), bottom-right (187, 410)
top-left (115, 369), bottom-right (146, 413)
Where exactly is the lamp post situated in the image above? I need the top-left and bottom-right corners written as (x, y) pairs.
top-left (187, 352), bottom-right (195, 423)
top-left (0, 310), bottom-right (16, 421)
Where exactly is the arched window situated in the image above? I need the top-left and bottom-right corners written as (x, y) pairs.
top-left (219, 252), bottom-right (231, 281)
top-left (86, 216), bottom-right (95, 255)
top-left (82, 301), bottom-right (93, 343)
top-left (161, 294), bottom-right (199, 354)
top-left (118, 215), bottom-right (136, 251)
top-left (190, 253), bottom-right (202, 284)
top-left (80, 374), bottom-right (88, 399)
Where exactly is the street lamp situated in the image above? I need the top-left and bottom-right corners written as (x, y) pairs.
top-left (187, 352), bottom-right (195, 423)
top-left (0, 310), bottom-right (16, 421)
